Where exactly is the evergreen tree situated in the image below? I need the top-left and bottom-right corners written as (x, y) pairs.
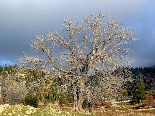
top-left (132, 82), bottom-right (146, 103)
top-left (0, 65), bottom-right (3, 72)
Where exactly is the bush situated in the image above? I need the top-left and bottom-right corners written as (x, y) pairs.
top-left (142, 93), bottom-right (155, 108)
top-left (93, 102), bottom-right (111, 108)
top-left (82, 100), bottom-right (88, 109)
top-left (47, 91), bottom-right (57, 103)
top-left (66, 92), bottom-right (73, 103)
top-left (122, 91), bottom-right (128, 97)
top-left (24, 92), bottom-right (39, 108)
top-left (1, 80), bottom-right (27, 104)
top-left (58, 92), bottom-right (73, 106)
top-left (58, 93), bottom-right (68, 105)
top-left (103, 102), bottom-right (112, 108)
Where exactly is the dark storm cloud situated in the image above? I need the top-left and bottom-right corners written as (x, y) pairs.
top-left (0, 0), bottom-right (155, 67)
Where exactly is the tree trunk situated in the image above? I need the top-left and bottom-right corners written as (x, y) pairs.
top-left (77, 90), bottom-right (83, 112)
top-left (88, 102), bottom-right (92, 113)
top-left (73, 85), bottom-right (78, 111)
top-left (73, 87), bottom-right (83, 112)
top-left (73, 80), bottom-right (84, 112)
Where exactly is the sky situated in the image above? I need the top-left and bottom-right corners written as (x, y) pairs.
top-left (0, 0), bottom-right (155, 67)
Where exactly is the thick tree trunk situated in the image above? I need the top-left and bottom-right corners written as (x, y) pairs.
top-left (73, 87), bottom-right (83, 112)
top-left (77, 91), bottom-right (83, 111)
top-left (73, 80), bottom-right (84, 112)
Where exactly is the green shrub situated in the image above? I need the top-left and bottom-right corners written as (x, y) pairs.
top-left (24, 92), bottom-right (39, 108)
top-left (0, 65), bottom-right (3, 72)
top-left (47, 91), bottom-right (57, 103)
top-left (58, 92), bottom-right (73, 105)
top-left (66, 92), bottom-right (73, 103)
top-left (58, 93), bottom-right (68, 105)
top-left (45, 79), bottom-right (50, 84)
top-left (122, 91), bottom-right (128, 97)
top-left (82, 100), bottom-right (88, 109)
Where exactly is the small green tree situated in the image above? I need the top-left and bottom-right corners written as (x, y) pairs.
top-left (132, 82), bottom-right (146, 103)
top-left (0, 65), bottom-right (3, 72)
top-left (122, 91), bottom-right (128, 97)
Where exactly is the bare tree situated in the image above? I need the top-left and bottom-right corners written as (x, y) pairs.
top-left (84, 67), bottom-right (133, 112)
top-left (1, 74), bottom-right (27, 104)
top-left (19, 12), bottom-right (137, 111)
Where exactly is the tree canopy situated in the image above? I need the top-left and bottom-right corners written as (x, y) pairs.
top-left (19, 12), bottom-right (137, 111)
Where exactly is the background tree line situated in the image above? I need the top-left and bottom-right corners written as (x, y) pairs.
top-left (1, 65), bottom-right (155, 107)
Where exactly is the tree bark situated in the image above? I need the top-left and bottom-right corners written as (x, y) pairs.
top-left (88, 102), bottom-right (92, 113)
top-left (73, 85), bottom-right (78, 111)
top-left (72, 80), bottom-right (84, 112)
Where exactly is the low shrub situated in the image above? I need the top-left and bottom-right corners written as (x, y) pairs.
top-left (142, 93), bottom-right (155, 108)
top-left (1, 80), bottom-right (27, 104)
top-left (57, 92), bottom-right (73, 106)
top-left (93, 102), bottom-right (112, 108)
top-left (24, 92), bottom-right (39, 108)
top-left (58, 93), bottom-right (68, 105)
top-left (82, 100), bottom-right (88, 109)
top-left (103, 102), bottom-right (112, 108)
top-left (47, 91), bottom-right (56, 103)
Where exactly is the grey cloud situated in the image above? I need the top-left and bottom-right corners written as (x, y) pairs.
top-left (0, 0), bottom-right (155, 67)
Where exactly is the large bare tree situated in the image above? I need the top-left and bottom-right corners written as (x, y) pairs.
top-left (19, 12), bottom-right (137, 111)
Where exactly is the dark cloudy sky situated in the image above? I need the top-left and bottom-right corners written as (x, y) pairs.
top-left (0, 0), bottom-right (155, 67)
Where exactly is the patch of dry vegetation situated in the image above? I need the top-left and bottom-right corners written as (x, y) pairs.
top-left (1, 103), bottom-right (155, 116)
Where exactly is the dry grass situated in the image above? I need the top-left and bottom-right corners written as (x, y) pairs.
top-left (0, 103), bottom-right (155, 116)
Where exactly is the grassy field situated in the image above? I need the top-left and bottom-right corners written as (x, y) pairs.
top-left (0, 102), bottom-right (155, 116)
